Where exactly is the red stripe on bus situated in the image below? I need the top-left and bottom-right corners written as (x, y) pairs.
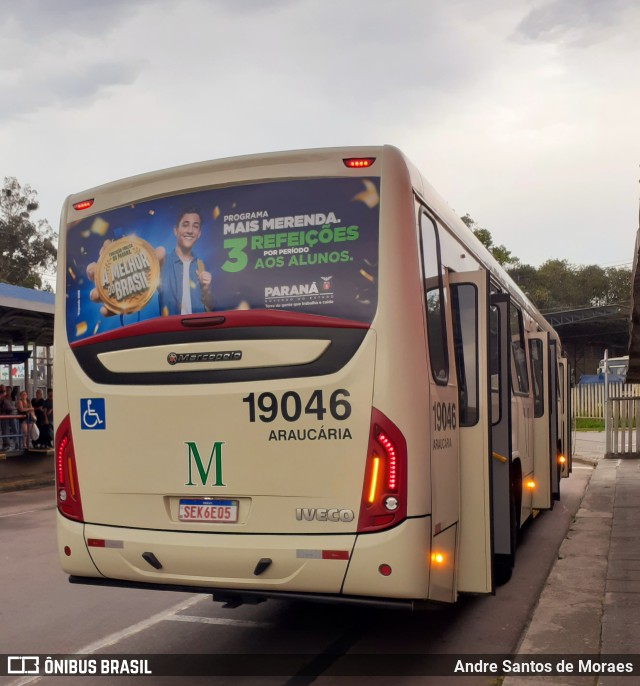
top-left (70, 310), bottom-right (369, 348)
top-left (322, 550), bottom-right (350, 560)
top-left (86, 539), bottom-right (105, 547)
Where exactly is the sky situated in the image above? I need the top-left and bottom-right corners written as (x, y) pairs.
top-left (2, 0), bottom-right (639, 279)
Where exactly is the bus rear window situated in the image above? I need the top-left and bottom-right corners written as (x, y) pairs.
top-left (66, 178), bottom-right (380, 341)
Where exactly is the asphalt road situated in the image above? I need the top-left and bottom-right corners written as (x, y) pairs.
top-left (0, 466), bottom-right (592, 686)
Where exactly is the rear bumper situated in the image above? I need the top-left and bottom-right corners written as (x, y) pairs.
top-left (58, 513), bottom-right (433, 601)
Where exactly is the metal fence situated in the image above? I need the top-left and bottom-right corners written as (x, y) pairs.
top-left (572, 382), bottom-right (640, 457)
top-left (606, 395), bottom-right (640, 456)
top-left (572, 382), bottom-right (640, 419)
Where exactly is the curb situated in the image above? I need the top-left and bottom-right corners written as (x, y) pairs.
top-left (572, 455), bottom-right (600, 467)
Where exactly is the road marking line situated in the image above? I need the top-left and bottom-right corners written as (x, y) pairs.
top-left (167, 614), bottom-right (272, 628)
top-left (0, 505), bottom-right (55, 518)
top-left (6, 595), bottom-right (204, 686)
top-left (77, 595), bottom-right (204, 654)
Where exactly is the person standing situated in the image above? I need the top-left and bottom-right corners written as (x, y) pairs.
top-left (0, 387), bottom-right (9, 450)
top-left (32, 389), bottom-right (45, 448)
top-left (2, 388), bottom-right (19, 450)
top-left (42, 388), bottom-right (53, 448)
top-left (17, 390), bottom-right (36, 450)
top-left (158, 208), bottom-right (214, 316)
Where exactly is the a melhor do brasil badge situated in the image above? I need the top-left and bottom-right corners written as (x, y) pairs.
top-left (95, 236), bottom-right (160, 315)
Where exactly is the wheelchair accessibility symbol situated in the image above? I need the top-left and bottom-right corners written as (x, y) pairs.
top-left (81, 398), bottom-right (106, 430)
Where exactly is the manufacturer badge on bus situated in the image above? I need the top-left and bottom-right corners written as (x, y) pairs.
top-left (167, 351), bottom-right (242, 365)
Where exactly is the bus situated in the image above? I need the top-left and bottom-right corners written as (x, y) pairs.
top-left (55, 146), bottom-right (571, 607)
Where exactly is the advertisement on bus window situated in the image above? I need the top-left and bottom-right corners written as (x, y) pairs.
top-left (65, 178), bottom-right (380, 341)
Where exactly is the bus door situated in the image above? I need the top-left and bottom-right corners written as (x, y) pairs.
top-left (529, 332), bottom-right (552, 509)
top-left (549, 340), bottom-right (561, 499)
top-left (449, 269), bottom-right (493, 594)
top-left (558, 357), bottom-right (571, 477)
top-left (490, 294), bottom-right (516, 580)
top-left (420, 212), bottom-right (460, 602)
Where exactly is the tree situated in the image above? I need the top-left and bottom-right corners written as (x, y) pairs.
top-left (508, 262), bottom-right (552, 308)
top-left (0, 177), bottom-right (57, 290)
top-left (460, 213), bottom-right (518, 267)
top-left (575, 264), bottom-right (609, 307)
top-left (459, 215), bottom-right (631, 312)
top-left (604, 266), bottom-right (632, 305)
top-left (510, 259), bottom-right (631, 311)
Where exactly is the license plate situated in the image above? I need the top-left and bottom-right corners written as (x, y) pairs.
top-left (178, 499), bottom-right (238, 523)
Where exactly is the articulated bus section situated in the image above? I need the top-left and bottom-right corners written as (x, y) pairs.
top-left (55, 146), bottom-right (570, 607)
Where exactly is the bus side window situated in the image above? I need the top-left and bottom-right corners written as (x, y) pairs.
top-left (420, 213), bottom-right (449, 385)
top-left (451, 283), bottom-right (479, 426)
top-left (529, 339), bottom-right (544, 418)
top-left (509, 304), bottom-right (530, 395)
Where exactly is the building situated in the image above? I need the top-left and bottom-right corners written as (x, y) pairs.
top-left (544, 304), bottom-right (629, 382)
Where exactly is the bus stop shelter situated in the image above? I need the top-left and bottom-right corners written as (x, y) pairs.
top-left (0, 282), bottom-right (55, 395)
top-left (0, 283), bottom-right (55, 481)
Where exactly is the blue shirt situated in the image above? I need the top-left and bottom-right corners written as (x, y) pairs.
top-left (158, 251), bottom-right (214, 316)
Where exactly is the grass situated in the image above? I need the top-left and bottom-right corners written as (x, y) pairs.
top-left (575, 417), bottom-right (637, 431)
top-left (575, 418), bottom-right (604, 431)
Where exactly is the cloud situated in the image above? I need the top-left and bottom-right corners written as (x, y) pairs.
top-left (516, 0), bottom-right (638, 45)
top-left (0, 0), bottom-right (148, 121)
top-left (0, 0), bottom-right (150, 38)
top-left (213, 0), bottom-right (297, 13)
top-left (0, 59), bottom-right (141, 120)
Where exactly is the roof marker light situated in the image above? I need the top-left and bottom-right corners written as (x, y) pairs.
top-left (343, 157), bottom-right (376, 168)
top-left (73, 199), bottom-right (94, 211)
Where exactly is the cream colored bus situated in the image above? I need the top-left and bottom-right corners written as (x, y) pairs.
top-left (55, 146), bottom-right (570, 607)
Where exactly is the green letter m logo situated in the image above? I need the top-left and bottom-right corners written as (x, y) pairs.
top-left (185, 441), bottom-right (226, 487)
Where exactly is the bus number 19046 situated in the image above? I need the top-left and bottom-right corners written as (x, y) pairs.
top-left (243, 389), bottom-right (351, 423)
top-left (433, 401), bottom-right (457, 431)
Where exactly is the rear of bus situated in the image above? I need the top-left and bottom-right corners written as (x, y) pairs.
top-left (55, 146), bottom-right (445, 606)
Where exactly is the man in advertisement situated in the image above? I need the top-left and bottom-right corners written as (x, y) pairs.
top-left (158, 208), bottom-right (214, 316)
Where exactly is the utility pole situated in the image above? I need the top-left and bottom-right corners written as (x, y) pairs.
top-left (604, 349), bottom-right (611, 457)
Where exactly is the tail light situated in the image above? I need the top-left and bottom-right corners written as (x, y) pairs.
top-left (358, 408), bottom-right (407, 532)
top-left (55, 414), bottom-right (84, 521)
